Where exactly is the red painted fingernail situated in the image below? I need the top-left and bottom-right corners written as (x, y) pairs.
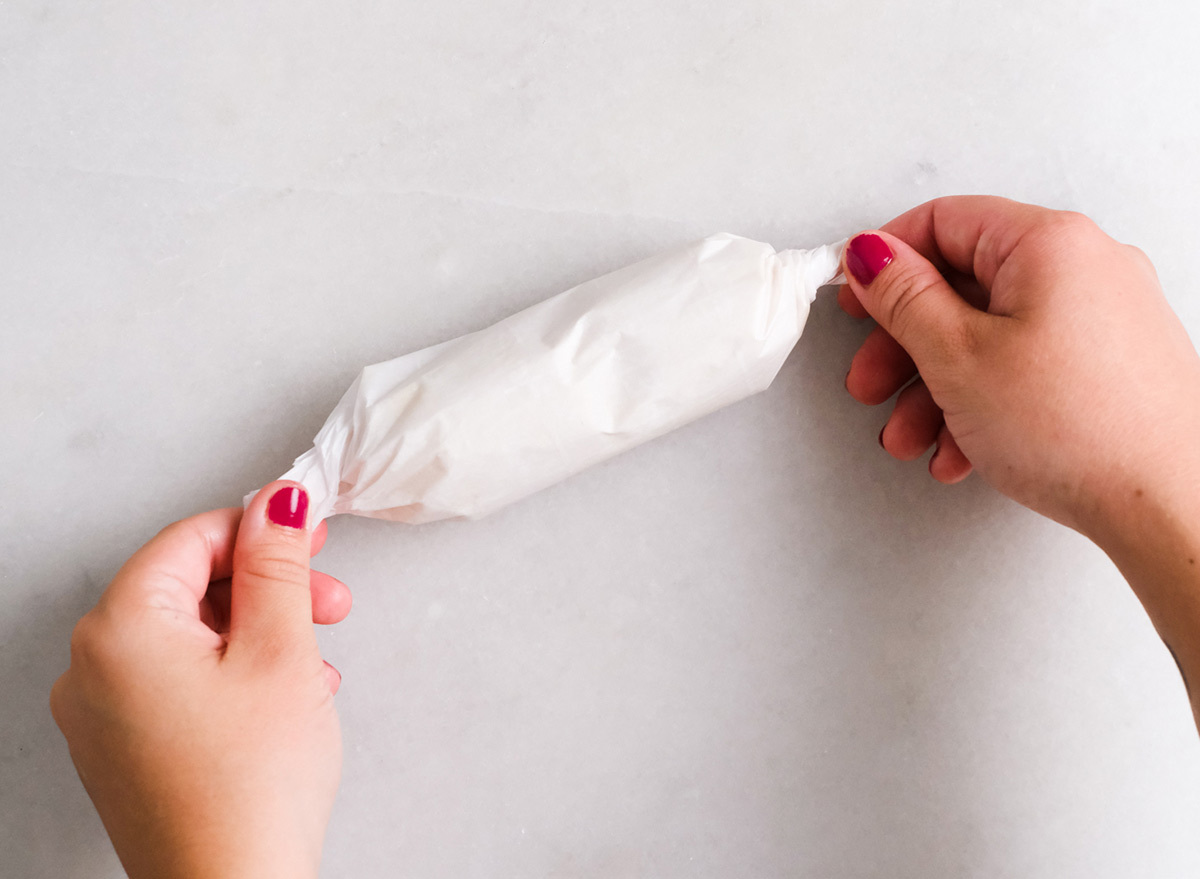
top-left (878, 426), bottom-right (887, 449)
top-left (846, 234), bottom-right (893, 286)
top-left (267, 486), bottom-right (308, 529)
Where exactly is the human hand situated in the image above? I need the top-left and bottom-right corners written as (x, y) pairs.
top-left (839, 196), bottom-right (1200, 727)
top-left (50, 482), bottom-right (350, 879)
top-left (838, 195), bottom-right (1200, 542)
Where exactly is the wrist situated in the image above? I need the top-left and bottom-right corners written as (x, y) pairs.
top-left (1084, 460), bottom-right (1200, 589)
top-left (115, 816), bottom-right (323, 879)
top-left (1083, 460), bottom-right (1200, 708)
top-left (1073, 406), bottom-right (1200, 557)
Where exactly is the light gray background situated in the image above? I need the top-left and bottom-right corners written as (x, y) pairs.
top-left (3, 1), bottom-right (1199, 876)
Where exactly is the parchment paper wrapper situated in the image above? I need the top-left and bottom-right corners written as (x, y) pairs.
top-left (249, 233), bottom-right (846, 523)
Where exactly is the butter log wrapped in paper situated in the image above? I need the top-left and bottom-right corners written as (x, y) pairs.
top-left (251, 233), bottom-right (846, 523)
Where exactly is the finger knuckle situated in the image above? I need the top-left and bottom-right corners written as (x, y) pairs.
top-left (880, 265), bottom-right (942, 339)
top-left (48, 676), bottom-right (69, 727)
top-left (1052, 209), bottom-right (1096, 231)
top-left (1123, 243), bottom-right (1159, 277)
top-left (239, 551), bottom-right (310, 587)
top-left (154, 518), bottom-right (195, 544)
top-left (1040, 209), bottom-right (1099, 241)
top-left (150, 518), bottom-right (215, 561)
top-left (67, 611), bottom-right (131, 680)
top-left (68, 613), bottom-right (103, 665)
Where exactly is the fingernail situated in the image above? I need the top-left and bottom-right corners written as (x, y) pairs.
top-left (267, 486), bottom-right (308, 529)
top-left (846, 234), bottom-right (894, 286)
top-left (878, 426), bottom-right (887, 449)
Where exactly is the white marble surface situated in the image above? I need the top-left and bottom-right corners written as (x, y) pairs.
top-left (3, 1), bottom-right (1200, 876)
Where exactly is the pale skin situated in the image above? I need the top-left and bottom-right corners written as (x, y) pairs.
top-left (838, 196), bottom-right (1200, 726)
top-left (51, 484), bottom-right (348, 879)
top-left (52, 196), bottom-right (1200, 875)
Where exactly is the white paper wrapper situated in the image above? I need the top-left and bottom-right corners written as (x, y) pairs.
top-left (252, 233), bottom-right (845, 523)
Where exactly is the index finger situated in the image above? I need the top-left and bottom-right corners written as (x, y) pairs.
top-left (880, 195), bottom-right (1053, 292)
top-left (101, 508), bottom-right (331, 618)
top-left (101, 508), bottom-right (243, 617)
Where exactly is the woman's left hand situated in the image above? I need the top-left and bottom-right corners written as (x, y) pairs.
top-left (51, 481), bottom-right (350, 879)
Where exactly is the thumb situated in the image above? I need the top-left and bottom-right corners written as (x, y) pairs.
top-left (843, 231), bottom-right (984, 369)
top-left (228, 480), bottom-right (318, 659)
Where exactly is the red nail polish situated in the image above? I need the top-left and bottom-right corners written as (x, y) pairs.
top-left (846, 234), bottom-right (894, 286)
top-left (267, 486), bottom-right (308, 529)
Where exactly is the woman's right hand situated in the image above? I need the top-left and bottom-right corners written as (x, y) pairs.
top-left (838, 195), bottom-right (1200, 727)
top-left (839, 195), bottom-right (1200, 544)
